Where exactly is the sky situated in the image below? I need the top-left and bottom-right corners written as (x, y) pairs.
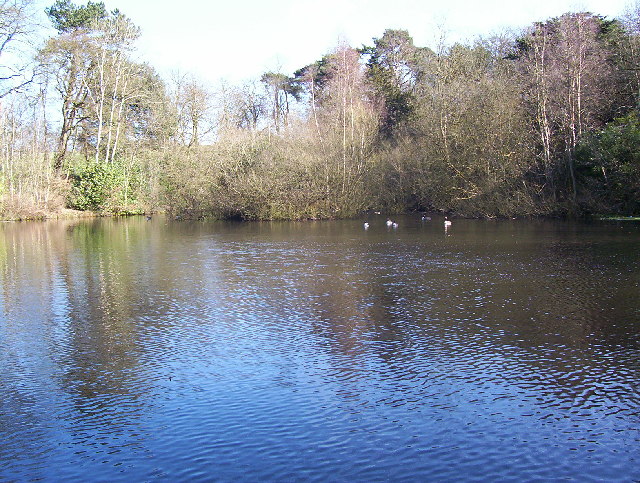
top-left (37, 0), bottom-right (631, 86)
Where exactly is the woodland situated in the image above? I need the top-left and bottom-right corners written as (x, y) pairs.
top-left (1, 0), bottom-right (639, 220)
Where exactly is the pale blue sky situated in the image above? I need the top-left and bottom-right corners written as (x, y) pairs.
top-left (38, 0), bottom-right (631, 84)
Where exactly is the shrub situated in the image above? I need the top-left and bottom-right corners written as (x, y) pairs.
top-left (67, 159), bottom-right (143, 213)
top-left (576, 112), bottom-right (640, 214)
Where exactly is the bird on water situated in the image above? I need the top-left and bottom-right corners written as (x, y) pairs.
top-left (444, 217), bottom-right (452, 227)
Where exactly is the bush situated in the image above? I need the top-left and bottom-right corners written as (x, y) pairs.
top-left (576, 112), bottom-right (640, 214)
top-left (67, 159), bottom-right (143, 213)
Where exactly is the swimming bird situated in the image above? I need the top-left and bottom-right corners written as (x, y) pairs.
top-left (364, 222), bottom-right (370, 229)
top-left (444, 217), bottom-right (452, 227)
top-left (422, 214), bottom-right (431, 221)
top-left (386, 219), bottom-right (394, 227)
top-left (392, 222), bottom-right (398, 228)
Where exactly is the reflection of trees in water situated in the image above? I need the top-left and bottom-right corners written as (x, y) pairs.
top-left (282, 227), bottom-right (640, 415)
top-left (0, 219), bottom-right (188, 442)
top-left (1, 217), bottom-right (638, 446)
top-left (0, 217), bottom-right (237, 467)
top-left (477, 240), bottom-right (640, 414)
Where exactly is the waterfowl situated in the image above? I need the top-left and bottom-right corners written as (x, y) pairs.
top-left (392, 222), bottom-right (398, 228)
top-left (386, 219), bottom-right (394, 226)
top-left (364, 222), bottom-right (370, 229)
top-left (444, 217), bottom-right (452, 227)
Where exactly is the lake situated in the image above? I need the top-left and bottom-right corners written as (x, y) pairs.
top-left (0, 215), bottom-right (638, 481)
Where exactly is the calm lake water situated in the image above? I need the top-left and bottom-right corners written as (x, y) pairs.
top-left (0, 215), bottom-right (639, 482)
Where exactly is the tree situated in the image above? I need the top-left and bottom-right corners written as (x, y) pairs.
top-left (260, 71), bottom-right (301, 133)
top-left (0, 0), bottom-right (37, 98)
top-left (391, 38), bottom-right (534, 215)
top-left (516, 13), bottom-right (617, 200)
top-left (217, 79), bottom-right (265, 133)
top-left (45, 0), bottom-right (107, 33)
top-left (362, 29), bottom-right (430, 136)
top-left (309, 44), bottom-right (379, 211)
top-left (40, 1), bottom-right (142, 168)
top-left (576, 111), bottom-right (640, 213)
top-left (610, 3), bottom-right (640, 110)
top-left (39, 30), bottom-right (93, 169)
top-left (170, 73), bottom-right (212, 147)
top-left (89, 13), bottom-right (140, 162)
top-left (292, 55), bottom-right (334, 144)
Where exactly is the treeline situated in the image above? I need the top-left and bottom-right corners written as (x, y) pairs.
top-left (1, 0), bottom-right (639, 220)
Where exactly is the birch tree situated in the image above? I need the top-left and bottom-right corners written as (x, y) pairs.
top-left (517, 13), bottom-right (615, 199)
top-left (312, 44), bottom-right (379, 211)
top-left (88, 13), bottom-right (139, 163)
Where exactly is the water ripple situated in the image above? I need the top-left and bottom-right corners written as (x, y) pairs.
top-left (1, 217), bottom-right (639, 481)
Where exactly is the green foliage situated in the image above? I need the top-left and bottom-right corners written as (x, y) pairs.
top-left (67, 160), bottom-right (143, 213)
top-left (576, 112), bottom-right (640, 214)
top-left (292, 55), bottom-right (332, 93)
top-left (363, 29), bottom-right (425, 137)
top-left (45, 0), bottom-right (109, 32)
top-left (260, 72), bottom-right (302, 101)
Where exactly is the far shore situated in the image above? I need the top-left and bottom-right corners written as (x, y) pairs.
top-left (2, 208), bottom-right (635, 223)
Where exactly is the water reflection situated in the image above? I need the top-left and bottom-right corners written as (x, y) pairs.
top-left (0, 216), bottom-right (639, 481)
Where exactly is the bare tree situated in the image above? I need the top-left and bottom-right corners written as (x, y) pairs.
top-left (518, 13), bottom-right (614, 199)
top-left (311, 43), bottom-right (379, 208)
top-left (88, 13), bottom-right (140, 163)
top-left (169, 72), bottom-right (213, 146)
top-left (0, 0), bottom-right (36, 98)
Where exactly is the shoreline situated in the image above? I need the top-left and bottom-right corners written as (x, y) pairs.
top-left (1, 208), bottom-right (637, 223)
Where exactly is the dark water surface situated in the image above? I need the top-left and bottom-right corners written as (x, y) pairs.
top-left (0, 215), bottom-right (638, 481)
